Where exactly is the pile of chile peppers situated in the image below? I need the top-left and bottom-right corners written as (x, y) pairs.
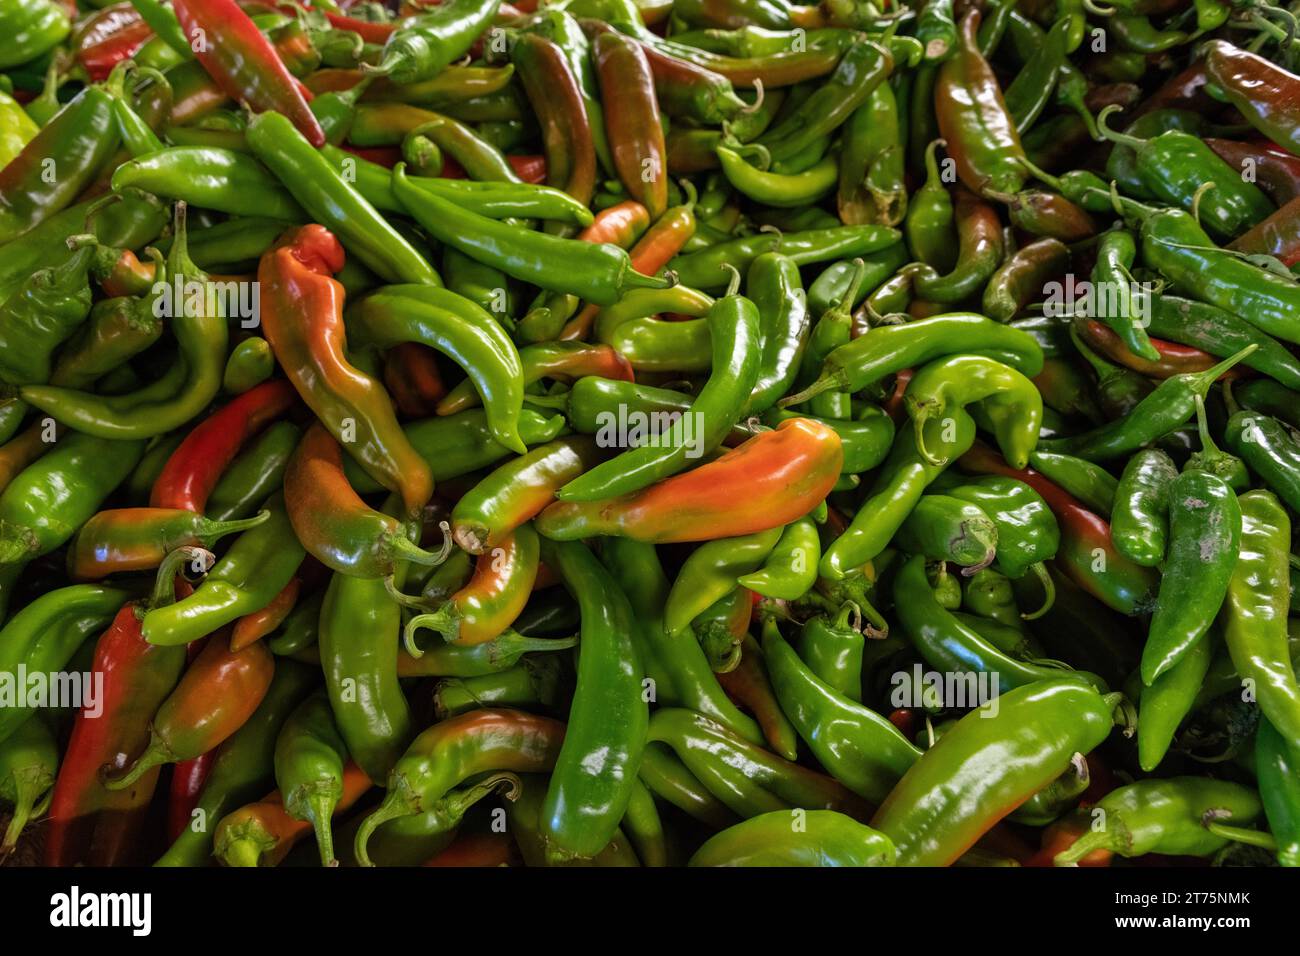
top-left (4, 0), bottom-right (1300, 874)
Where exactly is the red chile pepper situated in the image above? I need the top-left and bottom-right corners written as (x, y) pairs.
top-left (43, 599), bottom-right (188, 866)
top-left (594, 30), bottom-right (668, 220)
top-left (1075, 319), bottom-right (1241, 381)
top-left (404, 523), bottom-right (540, 651)
top-left (105, 633), bottom-right (276, 791)
top-left (512, 32), bottom-right (596, 217)
top-left (259, 224), bottom-right (434, 519)
top-left (150, 379), bottom-right (298, 513)
top-left (1204, 138), bottom-right (1300, 206)
top-left (74, 3), bottom-right (153, 82)
top-left (174, 0), bottom-right (325, 146)
top-left (535, 417), bottom-right (843, 543)
top-left (321, 10), bottom-right (396, 44)
top-left (66, 507), bottom-right (270, 580)
top-left (285, 422), bottom-right (450, 577)
top-left (167, 750), bottom-right (215, 843)
top-left (959, 442), bottom-right (1158, 615)
top-left (1229, 194), bottom-right (1300, 267)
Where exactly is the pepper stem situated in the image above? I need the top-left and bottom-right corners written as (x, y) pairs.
top-left (1222, 379), bottom-right (1242, 416)
top-left (220, 835), bottom-right (269, 868)
top-left (388, 527), bottom-right (452, 568)
top-left (149, 546), bottom-right (214, 610)
top-left (1, 774), bottom-right (50, 854)
top-left (403, 607), bottom-right (456, 657)
top-left (198, 510), bottom-right (271, 546)
top-left (1021, 562), bottom-right (1056, 620)
top-left (776, 371), bottom-right (849, 409)
top-left (1052, 829), bottom-right (1115, 866)
top-left (384, 574), bottom-right (434, 611)
top-left (1185, 344), bottom-right (1258, 399)
top-left (829, 259), bottom-right (867, 321)
top-left (720, 262), bottom-right (742, 298)
top-left (1094, 105), bottom-right (1145, 151)
top-left (103, 729), bottom-right (171, 791)
top-left (1204, 820), bottom-right (1277, 851)
top-left (354, 784), bottom-right (416, 868)
top-left (308, 792), bottom-right (341, 868)
top-left (832, 600), bottom-right (859, 633)
top-left (1104, 691), bottom-right (1138, 738)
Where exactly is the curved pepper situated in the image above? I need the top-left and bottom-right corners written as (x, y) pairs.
top-left (536, 417), bottom-right (842, 543)
top-left (689, 809), bottom-right (896, 867)
top-left (258, 224), bottom-right (433, 517)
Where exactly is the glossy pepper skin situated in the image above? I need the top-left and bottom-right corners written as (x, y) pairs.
top-left (663, 527), bottom-right (781, 638)
top-left (1220, 491), bottom-right (1300, 750)
top-left (594, 31), bottom-right (667, 220)
top-left (1224, 410), bottom-right (1300, 515)
top-left (106, 634), bottom-right (275, 791)
top-left (354, 709), bottom-right (565, 867)
top-left (273, 691), bottom-right (351, 868)
top-left (537, 417), bottom-right (842, 543)
top-left (1256, 717), bottom-right (1300, 868)
top-left (283, 424), bottom-right (445, 579)
top-left (764, 618), bottom-right (919, 802)
top-left (258, 225), bottom-right (433, 518)
top-left (935, 10), bottom-right (1025, 198)
top-left (173, 0), bottom-right (323, 145)
top-left (1111, 449), bottom-right (1177, 568)
top-left (66, 508), bottom-right (269, 580)
top-left (405, 524), bottom-right (540, 650)
top-left (648, 707), bottom-right (870, 820)
top-left (560, 271), bottom-right (760, 502)
top-left (0, 242), bottom-right (95, 386)
top-left (1203, 41), bottom-right (1300, 159)
top-left (1139, 471), bottom-right (1240, 686)
top-left (1053, 778), bottom-right (1262, 866)
top-left (873, 678), bottom-right (1121, 866)
top-left (689, 809), bottom-right (896, 867)
top-left (367, 0), bottom-right (501, 85)
top-left (346, 284), bottom-right (526, 456)
top-left (155, 659), bottom-right (318, 866)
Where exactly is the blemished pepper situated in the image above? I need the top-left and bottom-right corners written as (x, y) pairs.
top-left (405, 524), bottom-right (539, 651)
top-left (106, 634), bottom-right (275, 790)
top-left (273, 691), bottom-right (352, 867)
top-left (1110, 449), bottom-right (1177, 568)
top-left (354, 709), bottom-right (564, 867)
top-left (537, 417), bottom-right (842, 544)
top-left (139, 493), bottom-right (305, 647)
top-left (1139, 470), bottom-right (1240, 686)
top-left (1053, 778), bottom-right (1262, 866)
top-left (764, 618), bottom-right (919, 802)
top-left (873, 678), bottom-right (1124, 865)
top-left (647, 707), bottom-right (870, 820)
top-left (689, 809), bottom-right (896, 867)
top-left (894, 494), bottom-right (998, 572)
top-left (1220, 491), bottom-right (1300, 750)
top-left (154, 659), bottom-right (320, 867)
